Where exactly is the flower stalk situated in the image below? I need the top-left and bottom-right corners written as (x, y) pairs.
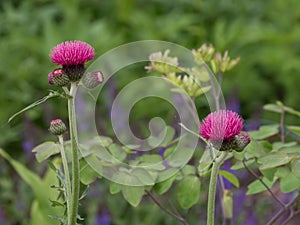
top-left (207, 150), bottom-right (227, 225)
top-left (58, 135), bottom-right (72, 222)
top-left (67, 82), bottom-right (80, 225)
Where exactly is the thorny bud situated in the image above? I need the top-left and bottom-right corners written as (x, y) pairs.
top-left (49, 119), bottom-right (67, 136)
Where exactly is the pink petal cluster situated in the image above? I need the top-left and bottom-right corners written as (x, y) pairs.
top-left (50, 118), bottom-right (63, 125)
top-left (200, 110), bottom-right (243, 141)
top-left (50, 41), bottom-right (95, 66)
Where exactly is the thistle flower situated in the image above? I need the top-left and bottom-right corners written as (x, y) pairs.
top-left (49, 41), bottom-right (95, 82)
top-left (49, 119), bottom-right (67, 136)
top-left (200, 110), bottom-right (249, 151)
top-left (200, 110), bottom-right (243, 141)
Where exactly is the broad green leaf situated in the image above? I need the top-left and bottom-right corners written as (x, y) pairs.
top-left (244, 140), bottom-right (271, 159)
top-left (109, 182), bottom-right (122, 194)
top-left (30, 200), bottom-right (53, 225)
top-left (182, 165), bottom-right (196, 176)
top-left (8, 91), bottom-right (61, 123)
top-left (131, 168), bottom-right (156, 186)
top-left (122, 186), bottom-right (144, 207)
top-left (275, 166), bottom-right (290, 178)
top-left (264, 102), bottom-right (300, 117)
top-left (246, 177), bottom-right (275, 195)
top-left (32, 141), bottom-right (59, 163)
top-left (176, 175), bottom-right (201, 209)
top-left (159, 126), bottom-right (175, 147)
top-left (231, 159), bottom-right (255, 170)
top-left (80, 156), bottom-right (101, 185)
top-left (258, 153), bottom-right (291, 170)
top-left (260, 168), bottom-right (277, 181)
top-left (136, 154), bottom-right (162, 163)
top-left (0, 149), bottom-right (60, 225)
top-left (248, 125), bottom-right (279, 140)
top-left (291, 160), bottom-right (300, 179)
top-left (148, 126), bottom-right (175, 148)
top-left (108, 144), bottom-right (127, 161)
top-left (198, 162), bottom-right (212, 177)
top-left (154, 175), bottom-right (176, 195)
top-left (219, 170), bottom-right (239, 188)
top-left (287, 126), bottom-right (300, 136)
top-left (272, 142), bottom-right (297, 152)
top-left (279, 173), bottom-right (300, 193)
top-left (164, 145), bottom-right (176, 158)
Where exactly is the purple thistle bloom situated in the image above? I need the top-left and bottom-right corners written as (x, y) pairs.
top-left (200, 110), bottom-right (243, 141)
top-left (50, 41), bottom-right (95, 66)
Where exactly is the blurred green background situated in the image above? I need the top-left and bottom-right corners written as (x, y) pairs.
top-left (0, 0), bottom-right (299, 224)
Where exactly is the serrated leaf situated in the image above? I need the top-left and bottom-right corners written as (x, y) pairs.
top-left (122, 186), bottom-right (144, 207)
top-left (176, 175), bottom-right (200, 209)
top-left (248, 125), bottom-right (279, 140)
top-left (258, 153), bottom-right (291, 169)
top-left (32, 141), bottom-right (60, 163)
top-left (246, 178), bottom-right (275, 195)
top-left (219, 170), bottom-right (240, 188)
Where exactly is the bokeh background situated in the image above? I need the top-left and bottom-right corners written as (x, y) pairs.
top-left (0, 0), bottom-right (299, 224)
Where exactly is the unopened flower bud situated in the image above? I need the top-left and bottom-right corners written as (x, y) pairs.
top-left (82, 71), bottom-right (104, 89)
top-left (51, 68), bottom-right (70, 87)
top-left (233, 131), bottom-right (251, 152)
top-left (48, 72), bottom-right (54, 85)
top-left (49, 119), bottom-right (67, 136)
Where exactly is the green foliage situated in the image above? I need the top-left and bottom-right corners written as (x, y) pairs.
top-left (0, 149), bottom-right (61, 225)
top-left (176, 175), bottom-right (201, 209)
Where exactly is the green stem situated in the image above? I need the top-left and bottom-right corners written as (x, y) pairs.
top-left (58, 135), bottom-right (72, 221)
top-left (207, 151), bottom-right (227, 225)
top-left (68, 82), bottom-right (79, 225)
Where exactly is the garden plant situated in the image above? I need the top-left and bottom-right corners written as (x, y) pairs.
top-left (1, 1), bottom-right (300, 225)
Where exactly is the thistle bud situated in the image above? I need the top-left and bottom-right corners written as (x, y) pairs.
top-left (51, 68), bottom-right (70, 87)
top-left (233, 131), bottom-right (251, 152)
top-left (82, 71), bottom-right (104, 89)
top-left (48, 72), bottom-right (54, 85)
top-left (49, 119), bottom-right (67, 136)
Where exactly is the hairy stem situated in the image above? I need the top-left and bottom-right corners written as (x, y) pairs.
top-left (68, 82), bottom-right (79, 225)
top-left (58, 135), bottom-right (72, 222)
top-left (207, 151), bottom-right (227, 225)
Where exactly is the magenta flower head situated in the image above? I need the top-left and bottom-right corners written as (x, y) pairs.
top-left (200, 110), bottom-right (249, 151)
top-left (49, 41), bottom-right (95, 82)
